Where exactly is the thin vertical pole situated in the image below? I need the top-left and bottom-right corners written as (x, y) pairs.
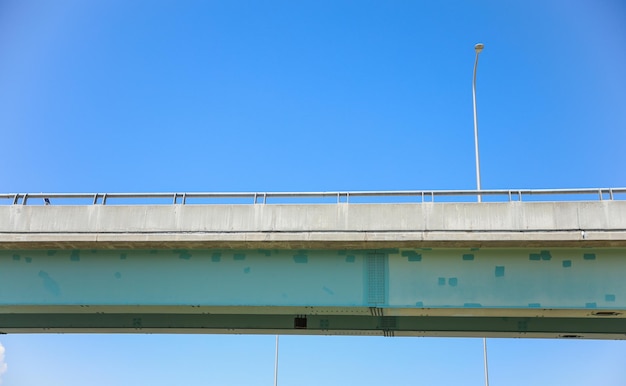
top-left (274, 335), bottom-right (279, 386)
top-left (472, 47), bottom-right (483, 203)
top-left (473, 46), bottom-right (488, 386)
top-left (483, 337), bottom-right (490, 386)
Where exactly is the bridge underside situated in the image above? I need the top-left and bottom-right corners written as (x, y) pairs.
top-left (2, 247), bottom-right (625, 338)
top-left (2, 311), bottom-right (626, 339)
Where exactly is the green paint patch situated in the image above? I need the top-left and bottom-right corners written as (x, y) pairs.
top-left (529, 253), bottom-right (541, 261)
top-left (495, 266), bottom-right (505, 277)
top-left (562, 260), bottom-right (572, 268)
top-left (46, 250), bottom-right (57, 256)
top-left (70, 250), bottom-right (80, 262)
top-left (540, 250), bottom-right (552, 261)
top-left (177, 250), bottom-right (192, 260)
top-left (401, 251), bottom-right (422, 262)
top-left (114, 272), bottom-right (122, 279)
top-left (234, 253), bottom-right (246, 261)
top-left (583, 253), bottom-right (596, 260)
top-left (25, 257), bottom-right (32, 263)
top-left (337, 250), bottom-right (347, 255)
top-left (322, 286), bottom-right (334, 295)
top-left (90, 249), bottom-right (98, 254)
top-left (345, 255), bottom-right (355, 263)
top-left (448, 278), bottom-right (458, 286)
top-left (586, 302), bottom-right (597, 308)
top-left (415, 301), bottom-right (424, 307)
top-left (464, 303), bottom-right (482, 307)
top-left (528, 303), bottom-right (541, 308)
top-left (120, 253), bottom-right (127, 260)
top-left (293, 254), bottom-right (308, 263)
top-left (211, 253), bottom-right (221, 262)
top-left (243, 267), bottom-right (251, 274)
top-left (462, 254), bottom-right (475, 261)
top-left (12, 254), bottom-right (20, 261)
top-left (605, 294), bottom-right (616, 302)
top-left (438, 277), bottom-right (446, 286)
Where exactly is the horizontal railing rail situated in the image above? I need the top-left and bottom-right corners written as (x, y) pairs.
top-left (1, 188), bottom-right (625, 206)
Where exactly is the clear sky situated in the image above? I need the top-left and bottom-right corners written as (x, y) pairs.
top-left (1, 0), bottom-right (626, 385)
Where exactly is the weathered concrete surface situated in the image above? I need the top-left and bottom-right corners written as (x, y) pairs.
top-left (2, 201), bottom-right (626, 249)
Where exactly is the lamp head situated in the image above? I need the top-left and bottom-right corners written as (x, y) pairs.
top-left (475, 43), bottom-right (485, 54)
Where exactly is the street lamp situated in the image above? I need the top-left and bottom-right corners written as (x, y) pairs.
top-left (473, 44), bottom-right (490, 386)
top-left (472, 43), bottom-right (484, 202)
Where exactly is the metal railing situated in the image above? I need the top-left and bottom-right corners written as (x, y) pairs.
top-left (1, 188), bottom-right (625, 206)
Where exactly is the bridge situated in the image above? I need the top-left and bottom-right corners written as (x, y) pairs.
top-left (1, 188), bottom-right (626, 338)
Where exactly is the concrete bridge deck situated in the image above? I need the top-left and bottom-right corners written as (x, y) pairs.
top-left (3, 196), bottom-right (626, 249)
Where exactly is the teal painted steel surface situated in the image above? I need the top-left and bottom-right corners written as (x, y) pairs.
top-left (1, 247), bottom-right (624, 310)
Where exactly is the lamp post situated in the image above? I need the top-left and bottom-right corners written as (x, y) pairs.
top-left (474, 43), bottom-right (489, 386)
top-left (472, 43), bottom-right (484, 202)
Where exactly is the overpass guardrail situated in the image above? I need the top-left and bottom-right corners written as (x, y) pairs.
top-left (1, 188), bottom-right (626, 206)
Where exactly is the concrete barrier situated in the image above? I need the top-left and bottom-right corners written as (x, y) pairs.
top-left (2, 201), bottom-right (626, 249)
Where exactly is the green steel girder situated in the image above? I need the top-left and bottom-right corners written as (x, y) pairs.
top-left (1, 247), bottom-right (625, 338)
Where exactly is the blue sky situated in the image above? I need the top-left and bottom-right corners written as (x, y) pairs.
top-left (1, 0), bottom-right (626, 385)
